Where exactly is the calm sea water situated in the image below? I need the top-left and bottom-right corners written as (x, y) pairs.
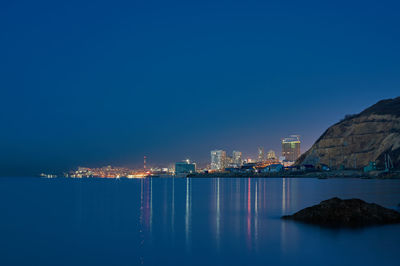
top-left (0, 177), bottom-right (399, 266)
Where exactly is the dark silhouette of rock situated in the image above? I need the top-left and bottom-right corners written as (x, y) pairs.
top-left (282, 197), bottom-right (400, 227)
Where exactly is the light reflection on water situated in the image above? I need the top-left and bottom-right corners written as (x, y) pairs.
top-left (0, 177), bottom-right (400, 266)
top-left (185, 177), bottom-right (191, 251)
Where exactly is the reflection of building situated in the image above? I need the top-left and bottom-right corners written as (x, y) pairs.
top-left (175, 160), bottom-right (196, 175)
top-left (140, 178), bottom-right (152, 232)
top-left (185, 178), bottom-right (192, 248)
top-left (211, 150), bottom-right (227, 171)
top-left (257, 147), bottom-right (265, 162)
top-left (232, 151), bottom-right (243, 166)
top-left (267, 150), bottom-right (276, 159)
top-left (282, 135), bottom-right (301, 162)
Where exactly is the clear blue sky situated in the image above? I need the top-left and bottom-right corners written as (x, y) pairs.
top-left (1, 0), bottom-right (399, 175)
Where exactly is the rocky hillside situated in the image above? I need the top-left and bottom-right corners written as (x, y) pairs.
top-left (297, 97), bottom-right (400, 169)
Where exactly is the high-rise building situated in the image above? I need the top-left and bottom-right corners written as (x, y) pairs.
top-left (211, 150), bottom-right (227, 171)
top-left (267, 150), bottom-right (276, 159)
top-left (175, 160), bottom-right (196, 175)
top-left (225, 156), bottom-right (233, 166)
top-left (257, 147), bottom-right (265, 162)
top-left (282, 135), bottom-right (301, 162)
top-left (232, 151), bottom-right (242, 166)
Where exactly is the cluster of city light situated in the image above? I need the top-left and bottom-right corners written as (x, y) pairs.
top-left (203, 136), bottom-right (301, 174)
top-left (67, 166), bottom-right (152, 179)
top-left (62, 164), bottom-right (176, 179)
top-left (126, 172), bottom-right (150, 178)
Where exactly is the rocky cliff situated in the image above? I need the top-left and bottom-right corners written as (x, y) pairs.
top-left (297, 97), bottom-right (400, 169)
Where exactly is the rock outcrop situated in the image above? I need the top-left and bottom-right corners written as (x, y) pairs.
top-left (297, 97), bottom-right (400, 169)
top-left (282, 197), bottom-right (400, 227)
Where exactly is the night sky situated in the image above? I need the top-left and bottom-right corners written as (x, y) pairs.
top-left (1, 0), bottom-right (399, 176)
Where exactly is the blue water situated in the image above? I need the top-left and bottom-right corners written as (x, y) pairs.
top-left (0, 177), bottom-right (400, 266)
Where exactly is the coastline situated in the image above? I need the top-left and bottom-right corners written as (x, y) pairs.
top-left (186, 170), bottom-right (400, 179)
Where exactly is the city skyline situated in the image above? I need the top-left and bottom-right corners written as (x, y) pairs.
top-left (59, 134), bottom-right (300, 177)
top-left (64, 143), bottom-right (284, 175)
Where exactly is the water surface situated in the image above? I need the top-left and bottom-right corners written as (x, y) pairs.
top-left (1, 177), bottom-right (399, 266)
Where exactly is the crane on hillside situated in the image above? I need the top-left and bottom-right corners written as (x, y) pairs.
top-left (384, 153), bottom-right (394, 172)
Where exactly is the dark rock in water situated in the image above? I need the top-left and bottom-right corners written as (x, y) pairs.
top-left (282, 197), bottom-right (400, 227)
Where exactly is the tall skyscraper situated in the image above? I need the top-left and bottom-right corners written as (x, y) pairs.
top-left (211, 150), bottom-right (227, 170)
top-left (258, 147), bottom-right (265, 162)
top-left (232, 151), bottom-right (242, 166)
top-left (282, 135), bottom-right (301, 162)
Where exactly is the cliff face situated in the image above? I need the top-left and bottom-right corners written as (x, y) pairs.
top-left (297, 97), bottom-right (400, 169)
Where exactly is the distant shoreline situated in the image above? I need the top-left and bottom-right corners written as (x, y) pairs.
top-left (186, 171), bottom-right (400, 179)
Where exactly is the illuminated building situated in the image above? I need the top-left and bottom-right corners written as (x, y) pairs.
top-left (225, 156), bottom-right (233, 167)
top-left (232, 151), bottom-right (242, 166)
top-left (175, 160), bottom-right (196, 175)
top-left (267, 150), bottom-right (276, 159)
top-left (257, 147), bottom-right (265, 162)
top-left (211, 150), bottom-right (227, 171)
top-left (282, 135), bottom-right (301, 162)
top-left (261, 163), bottom-right (284, 173)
